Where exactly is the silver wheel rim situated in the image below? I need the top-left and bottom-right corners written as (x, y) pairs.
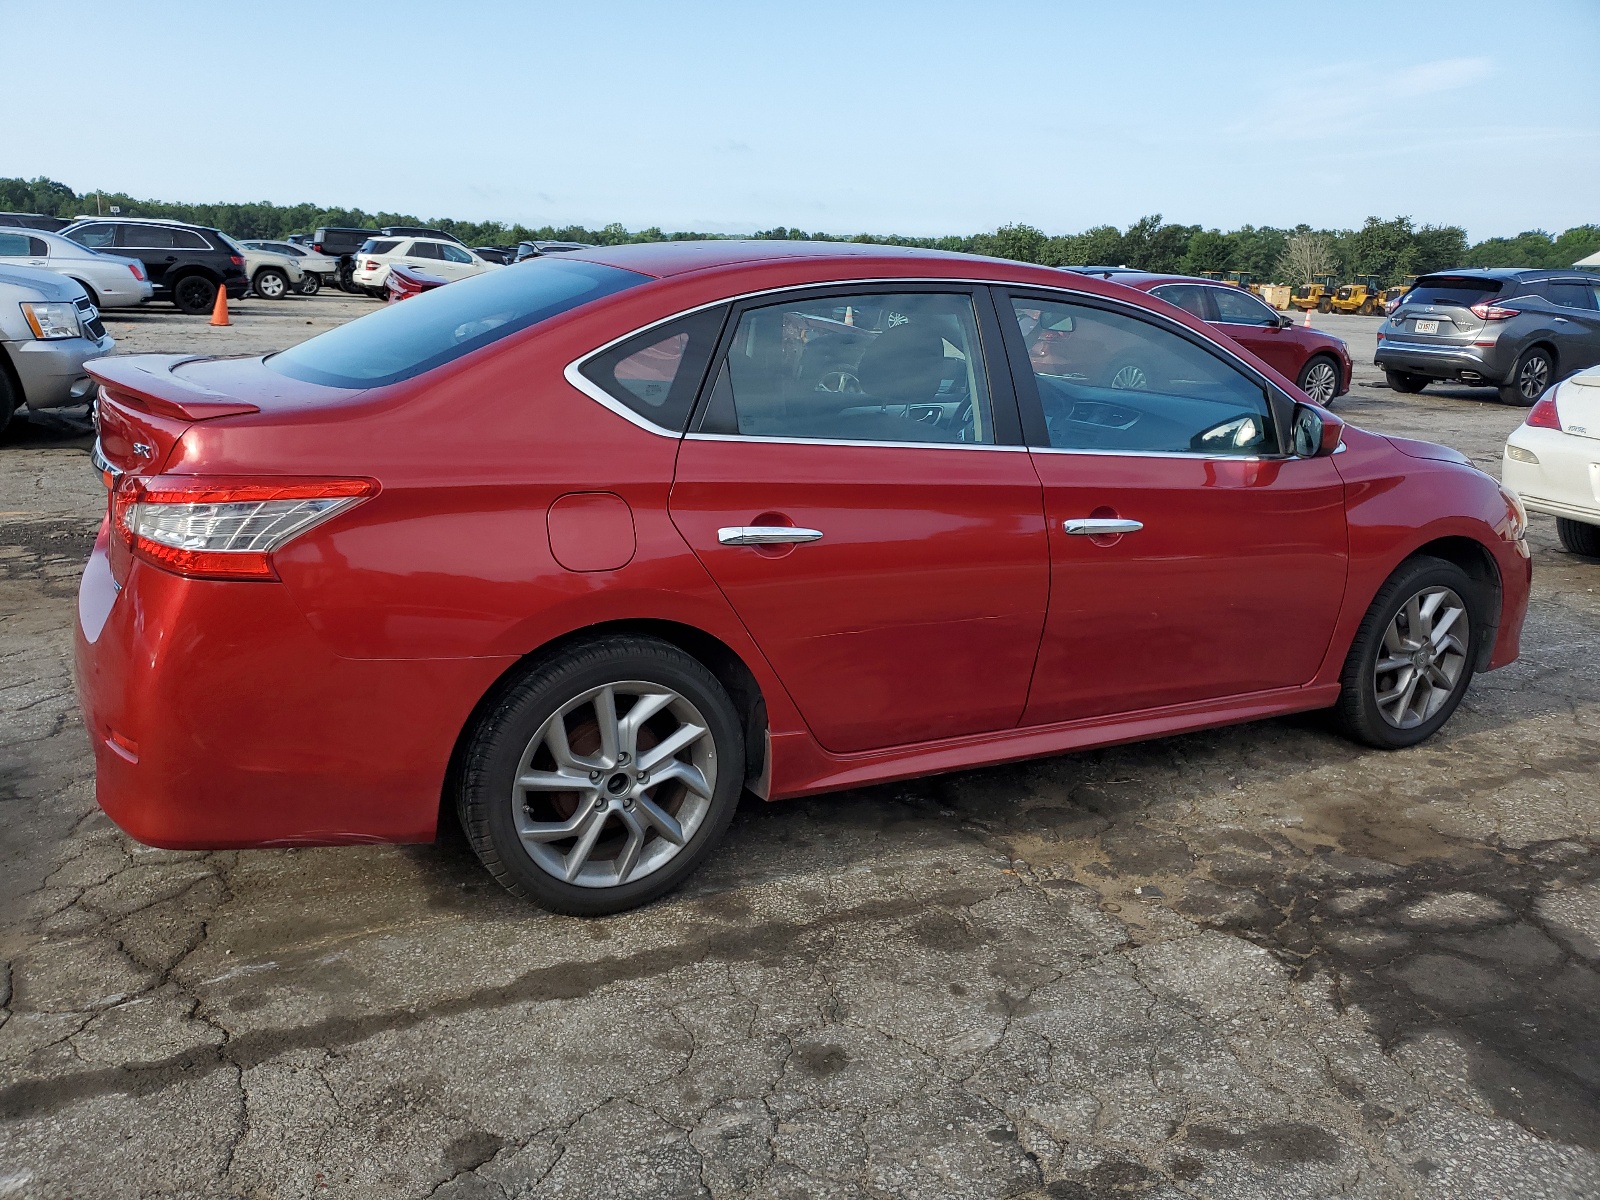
top-left (511, 681), bottom-right (717, 888)
top-left (1109, 363), bottom-right (1148, 390)
top-left (259, 273), bottom-right (284, 298)
top-left (1373, 586), bottom-right (1469, 729)
top-left (1519, 355), bottom-right (1550, 398)
top-left (1304, 361), bottom-right (1337, 403)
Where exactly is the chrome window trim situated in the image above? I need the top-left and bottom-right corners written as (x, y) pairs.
top-left (1028, 445), bottom-right (1269, 462)
top-left (565, 274), bottom-right (1278, 446)
top-left (685, 432), bottom-right (1030, 452)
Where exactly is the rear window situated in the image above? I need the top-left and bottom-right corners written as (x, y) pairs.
top-left (359, 239), bottom-right (400, 255)
top-left (1400, 276), bottom-right (1504, 308)
top-left (266, 257), bottom-right (647, 388)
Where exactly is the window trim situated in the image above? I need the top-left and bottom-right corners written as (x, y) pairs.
top-left (1199, 283), bottom-right (1282, 328)
top-left (995, 285), bottom-right (1297, 459)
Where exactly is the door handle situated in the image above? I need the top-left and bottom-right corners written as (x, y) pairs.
top-left (1554, 317), bottom-right (1570, 324)
top-left (1064, 518), bottom-right (1143, 536)
top-left (718, 526), bottom-right (824, 546)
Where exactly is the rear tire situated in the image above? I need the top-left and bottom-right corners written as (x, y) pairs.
top-left (171, 275), bottom-right (217, 315)
top-left (1499, 347), bottom-right (1553, 407)
top-left (1297, 355), bottom-right (1341, 404)
top-left (1334, 556), bottom-right (1481, 750)
top-left (457, 635), bottom-right (745, 915)
top-left (1557, 517), bottom-right (1600, 558)
top-left (1385, 369), bottom-right (1427, 394)
top-left (339, 264), bottom-right (361, 294)
top-left (70, 280), bottom-right (100, 308)
top-left (253, 268), bottom-right (290, 300)
top-left (1317, 297), bottom-right (1332, 314)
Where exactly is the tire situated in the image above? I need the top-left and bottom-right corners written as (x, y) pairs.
top-left (1297, 355), bottom-right (1341, 404)
top-left (1334, 555), bottom-right (1481, 750)
top-left (457, 635), bottom-right (746, 915)
top-left (1385, 369), bottom-right (1427, 394)
top-left (368, 287), bottom-right (388, 301)
top-left (1557, 517), bottom-right (1600, 558)
top-left (1499, 347), bottom-right (1554, 407)
top-left (0, 358), bottom-right (17, 431)
top-left (1317, 297), bottom-right (1332, 314)
top-left (70, 280), bottom-right (100, 308)
top-left (253, 268), bottom-right (290, 300)
top-left (298, 273), bottom-right (321, 296)
top-left (339, 264), bottom-right (361, 294)
top-left (171, 275), bottom-right (217, 315)
top-left (1359, 299), bottom-right (1375, 315)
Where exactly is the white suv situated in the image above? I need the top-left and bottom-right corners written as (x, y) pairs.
top-left (350, 237), bottom-right (498, 296)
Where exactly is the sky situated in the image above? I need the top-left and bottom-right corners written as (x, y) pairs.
top-left (2, 0), bottom-right (1596, 242)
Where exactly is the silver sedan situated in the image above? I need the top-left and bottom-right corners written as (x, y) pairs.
top-left (0, 227), bottom-right (153, 309)
top-left (0, 265), bottom-right (115, 424)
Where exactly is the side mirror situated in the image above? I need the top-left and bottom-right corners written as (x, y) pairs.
top-left (1277, 313), bottom-right (1296, 328)
top-left (1292, 403), bottom-right (1344, 457)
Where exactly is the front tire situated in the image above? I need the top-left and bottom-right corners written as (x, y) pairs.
top-left (1334, 556), bottom-right (1480, 749)
top-left (1500, 347), bottom-right (1553, 407)
top-left (457, 635), bottom-right (745, 915)
top-left (298, 273), bottom-right (321, 296)
top-left (253, 268), bottom-right (290, 300)
top-left (1317, 297), bottom-right (1332, 314)
top-left (1297, 355), bottom-right (1341, 404)
top-left (171, 275), bottom-right (217, 314)
top-left (1385, 369), bottom-right (1427, 394)
top-left (1557, 518), bottom-right (1600, 558)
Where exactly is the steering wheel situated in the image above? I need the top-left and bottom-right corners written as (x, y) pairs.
top-left (816, 369), bottom-right (862, 395)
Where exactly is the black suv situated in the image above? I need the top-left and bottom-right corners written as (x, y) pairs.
top-left (58, 218), bottom-right (248, 314)
top-left (1377, 268), bottom-right (1600, 405)
top-left (0, 212), bottom-right (71, 232)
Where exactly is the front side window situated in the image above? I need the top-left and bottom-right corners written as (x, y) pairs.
top-left (440, 244), bottom-right (474, 264)
top-left (118, 225), bottom-right (175, 249)
top-left (1010, 295), bottom-right (1273, 456)
top-left (699, 291), bottom-right (996, 445)
top-left (267, 257), bottom-right (646, 389)
top-left (68, 223), bottom-right (116, 249)
top-left (579, 307), bottom-right (727, 431)
top-left (1208, 286), bottom-right (1280, 327)
top-left (1546, 281), bottom-right (1598, 310)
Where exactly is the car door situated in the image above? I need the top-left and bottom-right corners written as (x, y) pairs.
top-left (1202, 285), bottom-right (1303, 379)
top-left (998, 288), bottom-right (1348, 725)
top-left (438, 242), bottom-right (480, 278)
top-left (1544, 279), bottom-right (1600, 374)
top-left (404, 239), bottom-right (443, 274)
top-left (667, 285), bottom-right (1050, 754)
top-left (116, 223), bottom-right (175, 288)
top-left (0, 231), bottom-right (48, 268)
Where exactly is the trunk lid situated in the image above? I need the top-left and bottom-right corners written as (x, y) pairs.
top-left (89, 354), bottom-right (261, 475)
top-left (1555, 370), bottom-right (1600, 439)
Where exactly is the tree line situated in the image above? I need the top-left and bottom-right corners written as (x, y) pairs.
top-left (4, 176), bottom-right (1595, 287)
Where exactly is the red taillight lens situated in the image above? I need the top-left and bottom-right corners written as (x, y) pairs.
top-left (1525, 393), bottom-right (1561, 430)
top-left (112, 475), bottom-right (377, 580)
top-left (364, 259), bottom-right (378, 269)
top-left (1470, 301), bottom-right (1517, 320)
top-left (229, 254), bottom-right (243, 267)
top-left (128, 262), bottom-right (146, 282)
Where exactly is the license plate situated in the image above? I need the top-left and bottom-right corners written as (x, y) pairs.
top-left (1414, 319), bottom-right (1439, 334)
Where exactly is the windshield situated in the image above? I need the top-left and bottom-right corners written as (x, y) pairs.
top-left (266, 257), bottom-right (648, 388)
top-left (1400, 276), bottom-right (1504, 309)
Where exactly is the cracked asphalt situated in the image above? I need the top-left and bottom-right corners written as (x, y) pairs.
top-left (1, 303), bottom-right (1597, 1199)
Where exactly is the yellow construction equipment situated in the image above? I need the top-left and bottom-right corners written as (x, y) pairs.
top-left (1223, 271), bottom-right (1260, 293)
top-left (1384, 275), bottom-right (1419, 311)
top-left (1328, 275), bottom-right (1386, 315)
top-left (1289, 274), bottom-right (1339, 313)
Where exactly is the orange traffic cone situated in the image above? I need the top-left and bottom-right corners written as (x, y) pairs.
top-left (1304, 306), bottom-right (1313, 328)
top-left (210, 285), bottom-right (230, 327)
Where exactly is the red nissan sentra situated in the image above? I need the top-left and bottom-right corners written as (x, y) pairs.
top-left (76, 242), bottom-right (1531, 914)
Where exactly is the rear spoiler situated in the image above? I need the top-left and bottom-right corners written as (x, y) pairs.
top-left (86, 354), bottom-right (261, 421)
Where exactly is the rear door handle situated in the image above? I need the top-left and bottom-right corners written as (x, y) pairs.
top-left (718, 526), bottom-right (824, 546)
top-left (1064, 518), bottom-right (1143, 535)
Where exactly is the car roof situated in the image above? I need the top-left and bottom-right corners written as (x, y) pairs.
top-left (1075, 271), bottom-right (1209, 290)
top-left (559, 239), bottom-right (1014, 280)
top-left (1416, 268), bottom-right (1545, 280)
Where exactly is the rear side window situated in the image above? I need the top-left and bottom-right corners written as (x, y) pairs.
top-left (1401, 276), bottom-right (1503, 308)
top-left (579, 306), bottom-right (727, 431)
top-left (409, 241), bottom-right (441, 260)
top-left (119, 225), bottom-right (175, 249)
top-left (0, 232), bottom-right (33, 256)
top-left (173, 229), bottom-right (210, 249)
top-left (1149, 284), bottom-right (1209, 319)
top-left (267, 257), bottom-right (647, 388)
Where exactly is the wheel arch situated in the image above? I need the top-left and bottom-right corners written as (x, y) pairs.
top-left (1523, 338), bottom-right (1559, 375)
top-left (437, 617), bottom-right (771, 838)
top-left (1407, 535), bottom-right (1502, 671)
top-left (167, 264), bottom-right (224, 286)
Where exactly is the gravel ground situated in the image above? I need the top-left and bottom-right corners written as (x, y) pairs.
top-left (1, 298), bottom-right (1597, 1200)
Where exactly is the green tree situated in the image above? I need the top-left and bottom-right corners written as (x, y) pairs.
top-left (1180, 229), bottom-right (1233, 275)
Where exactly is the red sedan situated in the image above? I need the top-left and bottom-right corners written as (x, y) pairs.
top-left (76, 242), bottom-right (1529, 914)
top-left (1093, 272), bottom-right (1354, 405)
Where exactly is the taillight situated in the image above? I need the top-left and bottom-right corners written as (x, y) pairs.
top-left (1470, 300), bottom-right (1517, 320)
top-left (1525, 392), bottom-right (1561, 430)
top-left (128, 262), bottom-right (146, 282)
top-left (229, 254), bottom-right (244, 267)
top-left (364, 259), bottom-right (379, 269)
top-left (111, 475), bottom-right (376, 580)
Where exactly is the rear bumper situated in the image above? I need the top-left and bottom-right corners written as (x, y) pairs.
top-left (4, 333), bottom-right (114, 409)
top-left (1375, 340), bottom-right (1511, 383)
top-left (1503, 427), bottom-right (1600, 524)
top-left (74, 530), bottom-right (515, 848)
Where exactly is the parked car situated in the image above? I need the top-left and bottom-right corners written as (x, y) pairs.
top-left (308, 227), bottom-right (382, 292)
top-left (57, 218), bottom-right (248, 314)
top-left (221, 237), bottom-right (305, 300)
top-left (1376, 270), bottom-right (1600, 405)
top-left (1112, 273), bottom-right (1353, 404)
top-left (1064, 266), bottom-right (1142, 278)
top-left (0, 265), bottom-right (112, 427)
top-left (77, 242), bottom-right (1531, 915)
top-left (1502, 365), bottom-right (1600, 557)
top-left (350, 237), bottom-right (498, 295)
top-left (384, 263), bottom-right (450, 301)
top-left (470, 245), bottom-right (515, 266)
top-left (241, 240), bottom-right (339, 295)
top-left (0, 212), bottom-right (72, 232)
top-left (0, 228), bottom-right (153, 309)
top-left (513, 240), bottom-right (594, 262)
top-left (379, 225), bottom-right (465, 245)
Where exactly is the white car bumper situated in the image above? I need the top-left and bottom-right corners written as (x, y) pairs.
top-left (1503, 425), bottom-right (1600, 525)
top-left (351, 263), bottom-right (389, 287)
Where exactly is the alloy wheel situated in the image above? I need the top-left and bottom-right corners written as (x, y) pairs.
top-left (1372, 586), bottom-right (1470, 729)
top-left (1302, 360), bottom-right (1338, 404)
top-left (509, 681), bottom-right (717, 888)
top-left (1518, 354), bottom-right (1551, 400)
top-left (256, 272), bottom-right (286, 299)
top-left (1109, 363), bottom-right (1148, 390)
